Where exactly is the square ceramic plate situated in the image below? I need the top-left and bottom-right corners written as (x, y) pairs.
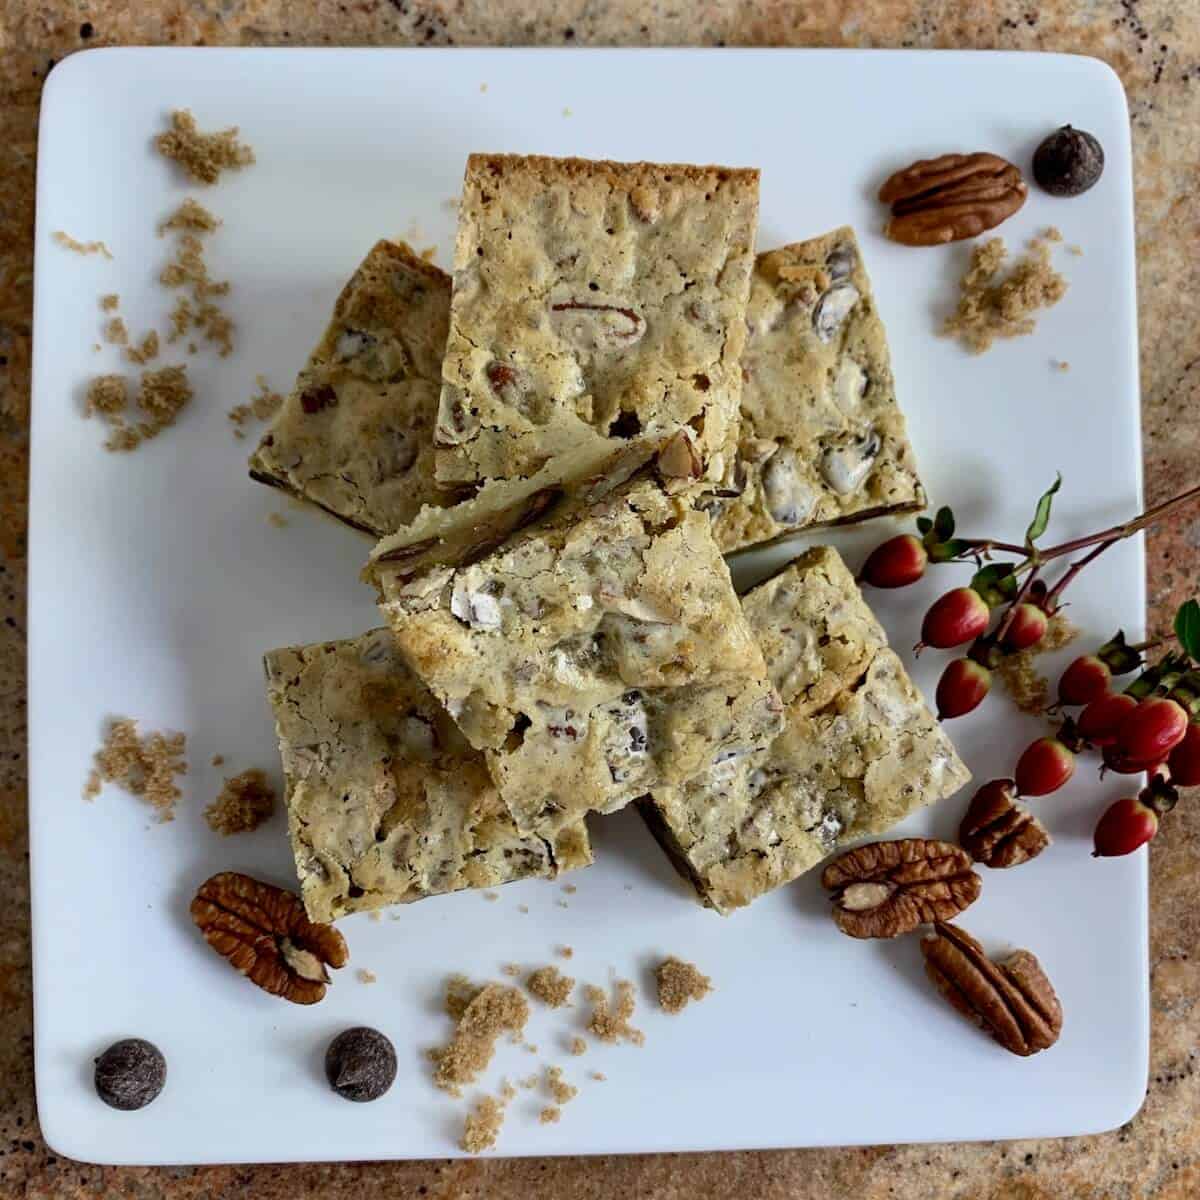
top-left (30, 47), bottom-right (1145, 1164)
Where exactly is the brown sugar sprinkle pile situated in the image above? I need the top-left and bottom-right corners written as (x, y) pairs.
top-left (461, 1093), bottom-right (507, 1154)
top-left (584, 980), bottom-right (644, 1046)
top-left (83, 717), bottom-right (187, 822)
top-left (86, 366), bottom-right (194, 453)
top-left (125, 330), bottom-right (160, 366)
top-left (100, 293), bottom-right (120, 312)
top-left (203, 767), bottom-right (275, 835)
top-left (538, 1106), bottom-right (561, 1125)
top-left (357, 969), bottom-right (377, 985)
top-left (526, 966), bottom-right (574, 1009)
top-left (155, 109), bottom-right (255, 185)
top-left (159, 231), bottom-right (234, 357)
top-left (545, 1065), bottom-right (578, 1106)
top-left (158, 198), bottom-right (222, 235)
top-left (103, 316), bottom-right (129, 346)
top-left (84, 374), bottom-right (128, 420)
top-left (53, 231), bottom-right (113, 258)
top-left (228, 377), bottom-right (285, 440)
top-left (942, 230), bottom-right (1069, 354)
top-left (430, 978), bottom-right (530, 1097)
top-left (655, 957), bottom-right (713, 1014)
top-left (996, 611), bottom-right (1079, 714)
top-left (569, 1036), bottom-right (587, 1056)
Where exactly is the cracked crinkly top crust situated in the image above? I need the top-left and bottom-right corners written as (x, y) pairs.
top-left (641, 547), bottom-right (969, 913)
top-left (249, 241), bottom-right (453, 537)
top-left (703, 228), bottom-right (925, 553)
top-left (434, 154), bottom-right (760, 487)
top-left (263, 628), bottom-right (591, 923)
top-left (373, 462), bottom-right (779, 836)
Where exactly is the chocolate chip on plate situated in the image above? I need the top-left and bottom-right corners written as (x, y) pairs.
top-left (1032, 125), bottom-right (1104, 197)
top-left (325, 1027), bottom-right (397, 1102)
top-left (94, 1038), bottom-right (167, 1110)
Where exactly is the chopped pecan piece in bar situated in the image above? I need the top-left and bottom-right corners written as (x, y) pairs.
top-left (370, 440), bottom-right (780, 836)
top-left (249, 240), bottom-right (453, 537)
top-left (640, 547), bottom-right (969, 913)
top-left (434, 153), bottom-right (760, 487)
top-left (263, 628), bottom-right (590, 923)
top-left (701, 228), bottom-right (925, 552)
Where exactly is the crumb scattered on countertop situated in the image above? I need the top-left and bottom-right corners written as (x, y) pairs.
top-left (655, 957), bottom-right (712, 1014)
top-left (569, 1036), bottom-right (587, 1056)
top-left (100, 293), bottom-right (120, 312)
top-left (53, 231), bottom-right (112, 258)
top-left (158, 198), bottom-right (221, 235)
top-left (357, 968), bottom-right (377, 985)
top-left (155, 109), bottom-right (255, 185)
top-left (584, 980), bottom-right (644, 1046)
top-left (431, 980), bottom-right (529, 1097)
top-left (203, 767), bottom-right (275, 835)
top-left (124, 330), bottom-right (160, 365)
top-left (84, 717), bottom-right (187, 821)
top-left (942, 233), bottom-right (1068, 354)
top-left (527, 966), bottom-right (574, 1009)
top-left (461, 1094), bottom-right (506, 1154)
top-left (545, 1065), bottom-right (577, 1105)
top-left (996, 610), bottom-right (1079, 713)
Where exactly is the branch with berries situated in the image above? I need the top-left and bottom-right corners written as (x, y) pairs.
top-left (859, 480), bottom-right (1200, 860)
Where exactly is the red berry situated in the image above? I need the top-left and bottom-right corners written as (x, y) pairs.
top-left (1092, 796), bottom-right (1159, 857)
top-left (1014, 736), bottom-right (1076, 796)
top-left (919, 588), bottom-right (991, 651)
top-left (936, 658), bottom-right (991, 720)
top-left (1101, 741), bottom-right (1163, 775)
top-left (1001, 603), bottom-right (1048, 652)
top-left (860, 534), bottom-right (928, 589)
top-left (1078, 692), bottom-right (1138, 746)
top-left (1166, 723), bottom-right (1200, 787)
top-left (1057, 655), bottom-right (1112, 707)
top-left (1116, 696), bottom-right (1189, 763)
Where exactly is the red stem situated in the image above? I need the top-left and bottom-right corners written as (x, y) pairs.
top-left (1038, 483), bottom-right (1200, 562)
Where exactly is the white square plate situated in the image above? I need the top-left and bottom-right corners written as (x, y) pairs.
top-left (30, 47), bottom-right (1145, 1164)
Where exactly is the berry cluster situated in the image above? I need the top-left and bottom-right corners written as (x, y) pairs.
top-left (860, 479), bottom-right (1200, 860)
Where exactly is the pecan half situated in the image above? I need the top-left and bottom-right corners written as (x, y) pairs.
top-left (959, 779), bottom-right (1050, 868)
top-left (190, 871), bottom-right (349, 1004)
top-left (878, 152), bottom-right (1027, 246)
top-left (920, 922), bottom-right (1062, 1056)
top-left (820, 838), bottom-right (981, 939)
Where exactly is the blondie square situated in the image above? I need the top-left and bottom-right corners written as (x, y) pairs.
top-left (369, 439), bottom-right (781, 837)
top-left (249, 240), bottom-right (453, 537)
top-left (434, 154), bottom-right (760, 487)
top-left (639, 547), bottom-right (968, 913)
top-left (263, 628), bottom-right (591, 923)
top-left (702, 229), bottom-right (925, 552)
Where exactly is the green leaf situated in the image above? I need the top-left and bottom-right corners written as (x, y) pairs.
top-left (1174, 599), bottom-right (1200, 660)
top-left (1024, 474), bottom-right (1062, 546)
top-left (928, 537), bottom-right (971, 563)
top-left (916, 516), bottom-right (933, 535)
top-left (932, 506), bottom-right (956, 542)
top-left (971, 563), bottom-right (1018, 607)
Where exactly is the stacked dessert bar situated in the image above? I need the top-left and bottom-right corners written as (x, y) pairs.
top-left (254, 153), bottom-right (966, 919)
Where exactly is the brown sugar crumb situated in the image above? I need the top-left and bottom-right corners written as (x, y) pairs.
top-left (526, 966), bottom-right (575, 1009)
top-left (498, 1078), bottom-right (517, 1102)
top-left (357, 968), bottom-right (377, 985)
top-left (196, 302), bottom-right (234, 356)
top-left (210, 754), bottom-right (225, 767)
top-left (996, 611), bottom-right (1080, 714)
top-left (430, 980), bottom-right (529, 1096)
top-left (1042, 226), bottom-right (1063, 242)
top-left (1068, 244), bottom-right (1084, 256)
top-left (135, 365), bottom-right (193, 439)
top-left (85, 717), bottom-right (187, 821)
top-left (591, 1071), bottom-right (607, 1082)
top-left (655, 957), bottom-right (713, 1014)
top-left (53, 231), bottom-right (113, 259)
top-left (569, 1036), bottom-right (587, 1056)
top-left (545, 1065), bottom-right (578, 1106)
top-left (562, 884), bottom-right (577, 895)
top-left (556, 945), bottom-right (574, 960)
top-left (523, 1042), bottom-right (539, 1054)
top-left (518, 905), bottom-right (530, 914)
top-left (539, 1106), bottom-right (561, 1125)
top-left (483, 891), bottom-right (500, 902)
top-left (266, 512), bottom-right (288, 528)
top-left (585, 980), bottom-right (644, 1046)
top-left (103, 316), bottom-right (129, 346)
top-left (166, 296), bottom-right (194, 343)
top-left (158, 198), bottom-right (222, 235)
top-left (519, 1073), bottom-right (539, 1090)
top-left (461, 1094), bottom-right (507, 1154)
top-left (155, 109), bottom-right (255, 185)
top-left (942, 234), bottom-right (1068, 354)
top-left (227, 375), bottom-right (285, 435)
top-left (100, 293), bottom-right (120, 312)
top-left (1053, 359), bottom-right (1070, 372)
top-left (85, 374), bottom-right (128, 419)
top-left (501, 963), bottom-right (522, 978)
top-left (124, 330), bottom-right (160, 365)
top-left (203, 767), bottom-right (275, 835)
top-left (159, 235), bottom-right (234, 355)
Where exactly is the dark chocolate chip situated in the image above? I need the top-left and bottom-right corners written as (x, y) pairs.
top-left (325, 1027), bottom-right (397, 1102)
top-left (94, 1039), bottom-right (166, 1111)
top-left (1032, 125), bottom-right (1104, 197)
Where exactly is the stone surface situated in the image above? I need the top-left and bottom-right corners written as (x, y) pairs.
top-left (2, 3), bottom-right (1199, 1196)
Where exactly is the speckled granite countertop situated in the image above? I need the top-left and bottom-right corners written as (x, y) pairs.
top-left (2, 3), bottom-right (1199, 1197)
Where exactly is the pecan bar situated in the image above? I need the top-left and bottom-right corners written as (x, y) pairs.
top-left (434, 154), bottom-right (760, 488)
top-left (249, 241), bottom-right (453, 537)
top-left (701, 229), bottom-right (925, 552)
top-left (263, 628), bottom-right (591, 923)
top-left (369, 440), bottom-right (781, 836)
top-left (640, 547), bottom-right (969, 913)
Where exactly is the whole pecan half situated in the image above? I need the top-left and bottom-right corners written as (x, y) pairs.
top-left (820, 838), bottom-right (981, 939)
top-left (921, 922), bottom-right (1062, 1056)
top-left (190, 872), bottom-right (349, 1005)
top-left (959, 779), bottom-right (1050, 868)
top-left (878, 152), bottom-right (1027, 246)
